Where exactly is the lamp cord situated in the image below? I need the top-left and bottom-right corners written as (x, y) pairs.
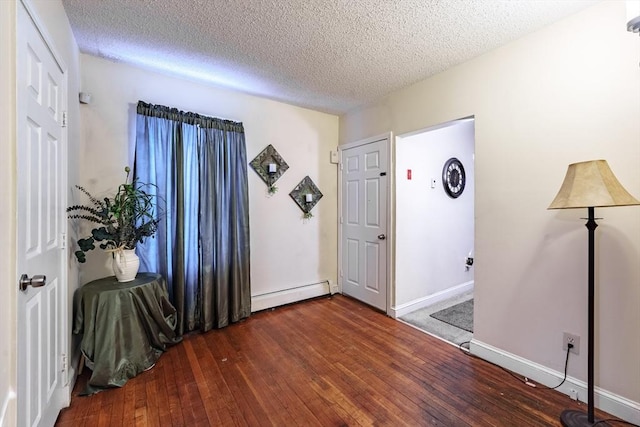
top-left (458, 342), bottom-right (640, 426)
top-left (535, 344), bottom-right (570, 390)
top-left (457, 341), bottom-right (570, 389)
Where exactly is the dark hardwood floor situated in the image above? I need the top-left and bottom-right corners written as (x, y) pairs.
top-left (56, 294), bottom-right (616, 426)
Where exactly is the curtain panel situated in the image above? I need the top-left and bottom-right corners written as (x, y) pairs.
top-left (134, 101), bottom-right (251, 334)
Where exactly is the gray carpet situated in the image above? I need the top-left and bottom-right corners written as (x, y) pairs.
top-left (430, 299), bottom-right (474, 332)
top-left (399, 292), bottom-right (473, 346)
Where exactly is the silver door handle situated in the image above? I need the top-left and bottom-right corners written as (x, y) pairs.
top-left (19, 274), bottom-right (47, 291)
top-left (377, 234), bottom-right (386, 240)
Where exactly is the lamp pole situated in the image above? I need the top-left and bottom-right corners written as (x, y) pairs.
top-left (560, 206), bottom-right (601, 426)
top-left (586, 206), bottom-right (597, 424)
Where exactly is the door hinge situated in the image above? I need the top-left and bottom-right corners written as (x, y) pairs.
top-left (60, 232), bottom-right (66, 250)
top-left (61, 111), bottom-right (67, 127)
top-left (339, 216), bottom-right (343, 224)
top-left (61, 353), bottom-right (67, 373)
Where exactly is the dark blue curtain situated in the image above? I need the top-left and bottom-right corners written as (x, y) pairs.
top-left (134, 101), bottom-right (251, 334)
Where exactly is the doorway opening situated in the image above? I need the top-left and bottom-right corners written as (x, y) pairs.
top-left (394, 118), bottom-right (475, 346)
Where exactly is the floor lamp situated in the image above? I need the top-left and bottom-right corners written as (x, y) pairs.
top-left (548, 160), bottom-right (640, 427)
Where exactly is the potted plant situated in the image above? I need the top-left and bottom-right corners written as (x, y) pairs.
top-left (67, 166), bottom-right (160, 282)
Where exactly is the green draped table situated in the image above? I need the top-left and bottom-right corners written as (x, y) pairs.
top-left (73, 273), bottom-right (181, 394)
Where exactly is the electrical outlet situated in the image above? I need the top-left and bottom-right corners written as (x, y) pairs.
top-left (563, 332), bottom-right (580, 355)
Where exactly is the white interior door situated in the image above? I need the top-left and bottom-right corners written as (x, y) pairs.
top-left (340, 137), bottom-right (388, 311)
top-left (16, 2), bottom-right (68, 426)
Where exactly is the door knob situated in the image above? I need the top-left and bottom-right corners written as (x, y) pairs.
top-left (19, 274), bottom-right (47, 292)
top-left (377, 234), bottom-right (386, 240)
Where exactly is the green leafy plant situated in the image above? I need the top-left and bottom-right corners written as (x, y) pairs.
top-left (67, 167), bottom-right (160, 263)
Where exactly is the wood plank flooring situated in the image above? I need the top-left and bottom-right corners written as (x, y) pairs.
top-left (56, 294), bottom-right (617, 426)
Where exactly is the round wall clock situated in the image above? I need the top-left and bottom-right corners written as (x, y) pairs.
top-left (442, 157), bottom-right (466, 199)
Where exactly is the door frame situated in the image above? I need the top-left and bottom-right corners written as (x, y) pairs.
top-left (0, 0), bottom-right (17, 424)
top-left (337, 132), bottom-right (393, 315)
top-left (16, 0), bottom-right (70, 424)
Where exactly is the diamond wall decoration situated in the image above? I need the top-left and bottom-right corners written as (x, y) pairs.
top-left (289, 176), bottom-right (323, 217)
top-left (249, 144), bottom-right (289, 192)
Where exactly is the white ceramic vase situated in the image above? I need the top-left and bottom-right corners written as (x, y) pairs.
top-left (112, 248), bottom-right (140, 282)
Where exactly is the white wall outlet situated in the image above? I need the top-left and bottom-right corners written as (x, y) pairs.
top-left (563, 332), bottom-right (580, 355)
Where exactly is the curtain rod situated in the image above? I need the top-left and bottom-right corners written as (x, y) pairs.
top-left (136, 100), bottom-right (244, 133)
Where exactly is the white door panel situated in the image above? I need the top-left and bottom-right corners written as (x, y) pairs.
top-left (341, 138), bottom-right (388, 311)
top-left (17, 2), bottom-right (68, 426)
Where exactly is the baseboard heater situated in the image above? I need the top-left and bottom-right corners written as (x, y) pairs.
top-left (251, 280), bottom-right (335, 312)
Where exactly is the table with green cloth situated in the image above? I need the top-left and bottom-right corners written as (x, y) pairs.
top-left (73, 273), bottom-right (181, 394)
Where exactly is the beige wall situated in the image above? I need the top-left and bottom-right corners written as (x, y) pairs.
top-left (77, 54), bottom-right (339, 304)
top-left (341, 0), bottom-right (639, 408)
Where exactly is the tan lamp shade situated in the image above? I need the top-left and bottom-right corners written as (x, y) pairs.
top-left (548, 160), bottom-right (640, 209)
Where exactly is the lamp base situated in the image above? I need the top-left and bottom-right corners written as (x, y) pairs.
top-left (560, 409), bottom-right (609, 426)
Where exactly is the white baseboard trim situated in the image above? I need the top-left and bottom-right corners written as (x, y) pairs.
top-left (390, 281), bottom-right (474, 318)
top-left (470, 339), bottom-right (640, 425)
top-left (251, 280), bottom-right (333, 312)
top-left (64, 363), bottom-right (77, 407)
top-left (0, 389), bottom-right (16, 427)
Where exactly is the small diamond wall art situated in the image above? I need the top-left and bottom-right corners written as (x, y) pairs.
top-left (249, 144), bottom-right (289, 194)
top-left (289, 176), bottom-right (323, 219)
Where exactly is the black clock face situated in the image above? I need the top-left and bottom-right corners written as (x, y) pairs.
top-left (442, 157), bottom-right (466, 198)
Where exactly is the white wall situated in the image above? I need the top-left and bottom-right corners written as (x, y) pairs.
top-left (77, 54), bottom-right (339, 308)
top-left (340, 0), bottom-right (640, 417)
top-left (396, 120), bottom-right (475, 308)
top-left (1, 0), bottom-right (81, 425)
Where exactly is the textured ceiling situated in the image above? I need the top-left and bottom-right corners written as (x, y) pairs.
top-left (61, 0), bottom-right (598, 114)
